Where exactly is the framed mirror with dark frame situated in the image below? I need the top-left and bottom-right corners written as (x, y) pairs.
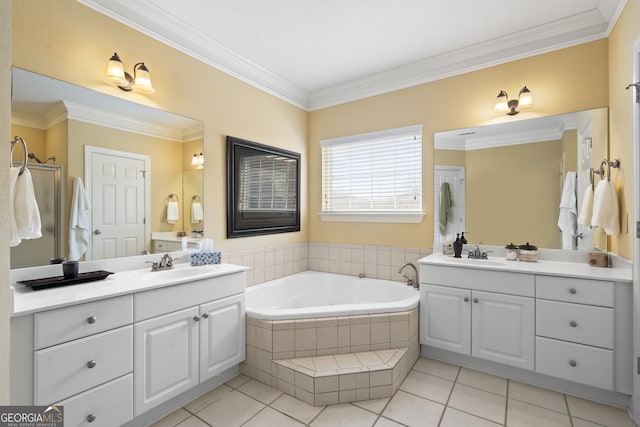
top-left (226, 136), bottom-right (300, 238)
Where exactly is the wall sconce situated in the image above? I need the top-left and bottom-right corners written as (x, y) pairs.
top-left (191, 152), bottom-right (204, 167)
top-left (495, 86), bottom-right (533, 115)
top-left (105, 52), bottom-right (155, 94)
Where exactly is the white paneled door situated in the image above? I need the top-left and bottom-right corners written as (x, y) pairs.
top-left (85, 146), bottom-right (149, 260)
top-left (433, 165), bottom-right (465, 246)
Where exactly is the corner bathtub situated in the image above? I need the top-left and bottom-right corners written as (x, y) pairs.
top-left (245, 271), bottom-right (419, 320)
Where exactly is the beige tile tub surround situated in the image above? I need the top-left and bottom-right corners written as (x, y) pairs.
top-left (241, 308), bottom-right (419, 406)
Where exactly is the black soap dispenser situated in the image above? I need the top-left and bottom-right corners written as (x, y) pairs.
top-left (453, 233), bottom-right (463, 258)
top-left (460, 232), bottom-right (467, 244)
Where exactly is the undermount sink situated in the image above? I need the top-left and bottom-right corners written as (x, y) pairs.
top-left (141, 265), bottom-right (220, 282)
top-left (446, 257), bottom-right (507, 267)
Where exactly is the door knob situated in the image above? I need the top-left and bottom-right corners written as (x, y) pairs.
top-left (94, 229), bottom-right (102, 235)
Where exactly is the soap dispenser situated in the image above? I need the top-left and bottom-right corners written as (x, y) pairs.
top-left (453, 233), bottom-right (463, 258)
top-left (460, 232), bottom-right (467, 244)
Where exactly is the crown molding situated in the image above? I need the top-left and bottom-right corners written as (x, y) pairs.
top-left (77, 1), bottom-right (618, 111)
top-left (77, 0), bottom-right (309, 110)
top-left (11, 111), bottom-right (47, 129)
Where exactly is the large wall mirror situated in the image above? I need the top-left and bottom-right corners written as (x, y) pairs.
top-left (434, 108), bottom-right (608, 251)
top-left (10, 68), bottom-right (204, 268)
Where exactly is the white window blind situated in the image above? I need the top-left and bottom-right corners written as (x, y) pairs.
top-left (239, 155), bottom-right (297, 211)
top-left (321, 125), bottom-right (423, 222)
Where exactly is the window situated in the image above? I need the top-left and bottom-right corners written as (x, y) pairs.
top-left (320, 125), bottom-right (423, 223)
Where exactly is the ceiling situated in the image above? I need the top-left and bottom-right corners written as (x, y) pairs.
top-left (77, 0), bottom-right (626, 111)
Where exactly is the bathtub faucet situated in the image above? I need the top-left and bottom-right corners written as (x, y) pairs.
top-left (397, 262), bottom-right (419, 288)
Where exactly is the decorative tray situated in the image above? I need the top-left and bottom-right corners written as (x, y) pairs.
top-left (17, 270), bottom-right (114, 291)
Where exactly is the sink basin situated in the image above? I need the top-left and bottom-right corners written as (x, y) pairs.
top-left (141, 265), bottom-right (220, 282)
top-left (445, 257), bottom-right (507, 267)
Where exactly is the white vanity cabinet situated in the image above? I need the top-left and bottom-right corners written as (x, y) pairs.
top-left (133, 273), bottom-right (245, 416)
top-left (421, 284), bottom-right (534, 370)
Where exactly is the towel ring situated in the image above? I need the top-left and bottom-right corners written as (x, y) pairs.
top-left (10, 136), bottom-right (28, 176)
top-left (168, 193), bottom-right (179, 202)
top-left (191, 195), bottom-right (201, 202)
top-left (599, 158), bottom-right (621, 181)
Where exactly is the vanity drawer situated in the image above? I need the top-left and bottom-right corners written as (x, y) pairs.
top-left (34, 295), bottom-right (133, 349)
top-left (535, 337), bottom-right (613, 390)
top-left (536, 300), bottom-right (613, 348)
top-left (56, 374), bottom-right (133, 427)
top-left (421, 265), bottom-right (534, 297)
top-left (536, 276), bottom-right (613, 307)
top-left (34, 326), bottom-right (133, 404)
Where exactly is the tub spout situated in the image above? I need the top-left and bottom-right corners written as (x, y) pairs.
top-left (397, 262), bottom-right (418, 288)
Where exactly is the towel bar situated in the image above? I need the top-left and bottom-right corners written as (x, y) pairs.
top-left (10, 136), bottom-right (28, 176)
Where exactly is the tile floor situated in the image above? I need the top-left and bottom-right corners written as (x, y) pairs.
top-left (151, 357), bottom-right (637, 427)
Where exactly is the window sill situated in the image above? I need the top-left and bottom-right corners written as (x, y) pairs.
top-left (318, 212), bottom-right (424, 224)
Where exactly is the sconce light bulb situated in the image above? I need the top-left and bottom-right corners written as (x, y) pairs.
top-left (133, 63), bottom-right (155, 94)
top-left (105, 52), bottom-right (127, 85)
top-left (518, 86), bottom-right (533, 107)
top-left (191, 153), bottom-right (199, 166)
top-left (495, 90), bottom-right (509, 112)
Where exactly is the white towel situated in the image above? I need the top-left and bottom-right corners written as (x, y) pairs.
top-left (167, 201), bottom-right (179, 224)
top-left (69, 177), bottom-right (91, 261)
top-left (557, 172), bottom-right (577, 249)
top-left (591, 179), bottom-right (620, 235)
top-left (9, 167), bottom-right (42, 247)
top-left (577, 185), bottom-right (594, 226)
top-left (191, 202), bottom-right (203, 223)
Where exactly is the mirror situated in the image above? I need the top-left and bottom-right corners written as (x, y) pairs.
top-left (226, 136), bottom-right (300, 238)
top-left (434, 108), bottom-right (608, 250)
top-left (10, 68), bottom-right (204, 268)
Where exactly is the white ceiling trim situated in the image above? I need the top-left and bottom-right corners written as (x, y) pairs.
top-left (77, 1), bottom-right (622, 112)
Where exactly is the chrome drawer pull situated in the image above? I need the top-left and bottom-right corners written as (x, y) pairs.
top-left (473, 298), bottom-right (479, 303)
top-left (463, 297), bottom-right (469, 302)
top-left (87, 414), bottom-right (96, 423)
top-left (86, 360), bottom-right (97, 369)
top-left (202, 313), bottom-right (209, 319)
top-left (569, 288), bottom-right (577, 295)
top-left (87, 316), bottom-right (97, 324)
top-left (569, 321), bottom-right (578, 327)
top-left (569, 360), bottom-right (577, 367)
top-left (193, 316), bottom-right (200, 322)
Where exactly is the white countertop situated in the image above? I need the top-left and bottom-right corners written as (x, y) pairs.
top-left (10, 262), bottom-right (247, 317)
top-left (420, 253), bottom-right (632, 283)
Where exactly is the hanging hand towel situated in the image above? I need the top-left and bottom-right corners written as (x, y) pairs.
top-left (10, 167), bottom-right (42, 247)
top-left (167, 201), bottom-right (179, 224)
top-left (439, 182), bottom-right (451, 235)
top-left (191, 201), bottom-right (203, 223)
top-left (557, 172), bottom-right (577, 249)
top-left (69, 177), bottom-right (91, 261)
top-left (577, 185), bottom-right (594, 226)
top-left (591, 179), bottom-right (620, 235)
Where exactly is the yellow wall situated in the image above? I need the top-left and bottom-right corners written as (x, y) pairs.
top-left (309, 40), bottom-right (609, 248)
top-left (434, 149), bottom-right (465, 166)
top-left (11, 0), bottom-right (309, 253)
top-left (10, 124), bottom-right (45, 164)
top-left (608, 0), bottom-right (640, 259)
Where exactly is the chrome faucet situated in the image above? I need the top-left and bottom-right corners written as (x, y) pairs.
top-left (397, 262), bottom-right (419, 288)
top-left (467, 245), bottom-right (490, 260)
top-left (147, 254), bottom-right (175, 271)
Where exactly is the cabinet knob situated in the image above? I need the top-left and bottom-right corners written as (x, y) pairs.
top-left (193, 315), bottom-right (200, 322)
top-left (463, 297), bottom-right (469, 302)
top-left (473, 298), bottom-right (479, 303)
top-left (87, 414), bottom-right (96, 423)
top-left (202, 313), bottom-right (209, 319)
top-left (86, 360), bottom-right (97, 369)
top-left (569, 360), bottom-right (577, 367)
top-left (569, 321), bottom-right (578, 327)
top-left (569, 288), bottom-right (577, 295)
top-left (87, 316), bottom-right (97, 324)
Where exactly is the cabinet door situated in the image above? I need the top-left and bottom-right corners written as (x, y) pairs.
top-left (134, 306), bottom-right (199, 416)
top-left (420, 284), bottom-right (471, 355)
top-left (200, 294), bottom-right (245, 382)
top-left (471, 291), bottom-right (534, 370)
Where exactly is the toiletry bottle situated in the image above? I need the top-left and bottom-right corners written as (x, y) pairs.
top-left (460, 232), bottom-right (467, 244)
top-left (453, 234), bottom-right (463, 258)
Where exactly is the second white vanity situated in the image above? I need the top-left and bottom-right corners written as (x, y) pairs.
top-left (419, 252), bottom-right (633, 406)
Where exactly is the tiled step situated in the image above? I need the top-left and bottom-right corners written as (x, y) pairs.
top-left (272, 347), bottom-right (416, 406)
